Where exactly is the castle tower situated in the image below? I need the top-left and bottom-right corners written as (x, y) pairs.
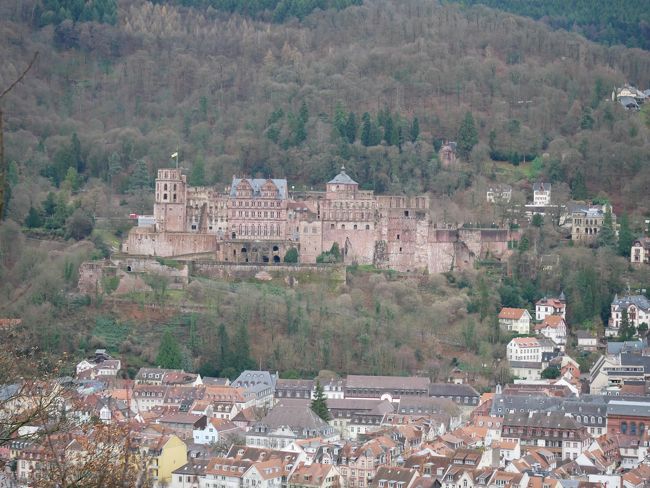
top-left (154, 168), bottom-right (187, 232)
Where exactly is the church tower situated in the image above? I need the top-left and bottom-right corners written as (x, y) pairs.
top-left (154, 168), bottom-right (187, 232)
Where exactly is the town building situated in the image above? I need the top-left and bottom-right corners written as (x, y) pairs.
top-left (607, 295), bottom-right (650, 337)
top-left (570, 204), bottom-right (616, 242)
top-left (533, 183), bottom-right (551, 206)
top-left (501, 412), bottom-right (590, 460)
top-left (535, 295), bottom-right (566, 321)
top-left (344, 375), bottom-right (430, 402)
top-left (631, 237), bottom-right (650, 265)
top-left (576, 331), bottom-right (598, 351)
top-left (289, 462), bottom-right (343, 488)
top-left (246, 402), bottom-right (339, 449)
top-left (498, 308), bottom-right (532, 335)
top-left (534, 315), bottom-right (567, 347)
top-left (428, 384), bottom-right (480, 407)
top-left (75, 349), bottom-right (121, 380)
top-left (507, 338), bottom-right (542, 363)
top-left (123, 168), bottom-right (518, 274)
top-left (486, 185), bottom-right (512, 203)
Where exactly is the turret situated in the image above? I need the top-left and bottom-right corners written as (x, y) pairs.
top-left (154, 168), bottom-right (187, 232)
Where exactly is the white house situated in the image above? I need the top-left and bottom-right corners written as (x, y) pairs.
top-left (533, 182), bottom-right (551, 206)
top-left (487, 185), bottom-right (512, 203)
top-left (576, 331), bottom-right (598, 351)
top-left (534, 315), bottom-right (567, 347)
top-left (242, 459), bottom-right (285, 488)
top-left (631, 237), bottom-right (650, 265)
top-left (193, 418), bottom-right (239, 445)
top-left (498, 308), bottom-right (532, 335)
top-left (535, 295), bottom-right (566, 321)
top-left (507, 337), bottom-right (542, 363)
top-left (607, 294), bottom-right (650, 337)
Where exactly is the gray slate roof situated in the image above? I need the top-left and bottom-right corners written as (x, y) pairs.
top-left (257, 402), bottom-right (332, 431)
top-left (611, 294), bottom-right (650, 312)
top-left (328, 168), bottom-right (357, 185)
top-left (346, 375), bottom-right (429, 390)
top-left (607, 400), bottom-right (650, 417)
top-left (429, 383), bottom-right (479, 397)
top-left (607, 339), bottom-right (647, 354)
top-left (230, 178), bottom-right (288, 199)
top-left (232, 370), bottom-right (278, 390)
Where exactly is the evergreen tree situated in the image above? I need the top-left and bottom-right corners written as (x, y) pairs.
top-left (310, 380), bottom-right (330, 421)
top-left (299, 101), bottom-right (309, 124)
top-left (384, 113), bottom-right (395, 145)
top-left (617, 213), bottom-right (633, 257)
top-left (345, 112), bottom-right (357, 144)
top-left (156, 330), bottom-right (183, 369)
top-left (361, 112), bottom-right (372, 147)
top-left (25, 206), bottom-right (43, 228)
top-left (410, 117), bottom-right (420, 143)
top-left (457, 111), bottom-right (478, 160)
top-left (580, 107), bottom-right (595, 130)
top-left (129, 159), bottom-right (150, 191)
top-left (334, 103), bottom-right (347, 139)
top-left (619, 309), bottom-right (636, 341)
top-left (217, 323), bottom-right (230, 371)
top-left (284, 247), bottom-right (298, 263)
top-left (107, 151), bottom-right (122, 188)
top-left (232, 323), bottom-right (254, 373)
top-left (597, 206), bottom-right (616, 249)
top-left (571, 171), bottom-right (588, 200)
top-left (189, 157), bottom-right (206, 186)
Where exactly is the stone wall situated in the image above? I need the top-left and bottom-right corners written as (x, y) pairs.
top-left (111, 256), bottom-right (189, 288)
top-left (192, 262), bottom-right (346, 283)
top-left (123, 228), bottom-right (217, 257)
top-left (78, 261), bottom-right (111, 295)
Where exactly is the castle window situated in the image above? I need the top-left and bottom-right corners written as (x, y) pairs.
top-left (354, 225), bottom-right (357, 230)
top-left (163, 193), bottom-right (168, 200)
top-left (164, 184), bottom-right (168, 191)
top-left (331, 224), bottom-right (335, 229)
top-left (173, 184), bottom-right (177, 191)
top-left (173, 194), bottom-right (177, 201)
top-left (397, 234), bottom-right (400, 240)
top-left (404, 211), bottom-right (409, 217)
top-left (341, 224), bottom-right (345, 229)
top-left (366, 225), bottom-right (370, 230)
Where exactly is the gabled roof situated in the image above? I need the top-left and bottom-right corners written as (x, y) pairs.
top-left (499, 308), bottom-right (530, 320)
top-left (533, 182), bottom-right (551, 192)
top-left (230, 178), bottom-right (288, 200)
top-left (536, 315), bottom-right (566, 329)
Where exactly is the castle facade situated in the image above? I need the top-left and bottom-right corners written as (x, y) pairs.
top-left (123, 168), bottom-right (516, 273)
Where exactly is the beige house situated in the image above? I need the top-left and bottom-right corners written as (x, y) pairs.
top-left (570, 204), bottom-right (616, 242)
top-left (631, 237), bottom-right (650, 265)
top-left (498, 308), bottom-right (532, 335)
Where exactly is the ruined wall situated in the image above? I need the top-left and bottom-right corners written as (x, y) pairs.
top-left (321, 226), bottom-right (377, 265)
top-left (218, 240), bottom-right (290, 264)
top-left (111, 257), bottom-right (189, 287)
top-left (78, 262), bottom-right (110, 295)
top-left (123, 228), bottom-right (218, 257)
top-left (192, 262), bottom-right (346, 283)
top-left (298, 220), bottom-right (322, 264)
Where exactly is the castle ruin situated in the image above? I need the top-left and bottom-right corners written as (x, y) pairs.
top-left (123, 167), bottom-right (517, 273)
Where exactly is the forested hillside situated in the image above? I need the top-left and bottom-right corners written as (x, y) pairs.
top-left (456, 0), bottom-right (650, 51)
top-left (2, 0), bottom-right (650, 220)
top-left (1, 0), bottom-right (650, 380)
